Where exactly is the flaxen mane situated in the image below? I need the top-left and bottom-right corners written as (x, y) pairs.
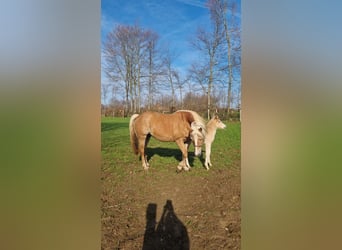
top-left (176, 110), bottom-right (206, 135)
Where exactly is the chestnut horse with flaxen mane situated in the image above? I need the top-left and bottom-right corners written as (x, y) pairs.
top-left (129, 110), bottom-right (206, 171)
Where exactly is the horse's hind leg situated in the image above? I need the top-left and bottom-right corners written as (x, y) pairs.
top-left (138, 135), bottom-right (149, 170)
top-left (145, 134), bottom-right (151, 148)
top-left (144, 134), bottom-right (151, 162)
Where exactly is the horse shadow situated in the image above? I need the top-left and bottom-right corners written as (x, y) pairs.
top-left (142, 200), bottom-right (190, 250)
top-left (146, 147), bottom-right (199, 167)
top-left (198, 154), bottom-right (206, 168)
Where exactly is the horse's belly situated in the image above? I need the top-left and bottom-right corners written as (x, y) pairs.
top-left (151, 132), bottom-right (174, 142)
top-left (149, 122), bottom-right (189, 142)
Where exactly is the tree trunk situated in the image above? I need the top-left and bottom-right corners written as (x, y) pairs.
top-left (223, 11), bottom-right (233, 116)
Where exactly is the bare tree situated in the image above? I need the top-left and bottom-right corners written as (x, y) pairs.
top-left (188, 62), bottom-right (209, 94)
top-left (101, 83), bottom-right (110, 106)
top-left (191, 22), bottom-right (223, 119)
top-left (101, 83), bottom-right (111, 115)
top-left (103, 24), bottom-right (159, 115)
top-left (145, 31), bottom-right (161, 110)
top-left (102, 4), bottom-right (239, 117)
top-left (163, 49), bottom-right (179, 109)
top-left (207, 0), bottom-right (241, 115)
top-left (173, 71), bottom-right (184, 109)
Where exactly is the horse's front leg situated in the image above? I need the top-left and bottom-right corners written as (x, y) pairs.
top-left (184, 141), bottom-right (191, 169)
top-left (204, 142), bottom-right (212, 170)
top-left (175, 139), bottom-right (190, 171)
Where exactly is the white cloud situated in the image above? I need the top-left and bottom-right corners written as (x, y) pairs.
top-left (175, 0), bottom-right (207, 9)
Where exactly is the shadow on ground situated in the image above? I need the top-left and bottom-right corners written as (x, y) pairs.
top-left (143, 200), bottom-right (189, 250)
top-left (146, 147), bottom-right (202, 167)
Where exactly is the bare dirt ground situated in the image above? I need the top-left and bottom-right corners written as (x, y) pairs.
top-left (101, 160), bottom-right (240, 249)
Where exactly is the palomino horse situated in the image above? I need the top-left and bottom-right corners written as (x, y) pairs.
top-left (129, 110), bottom-right (206, 171)
top-left (204, 115), bottom-right (226, 170)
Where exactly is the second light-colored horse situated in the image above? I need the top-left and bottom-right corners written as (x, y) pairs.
top-left (204, 115), bottom-right (226, 170)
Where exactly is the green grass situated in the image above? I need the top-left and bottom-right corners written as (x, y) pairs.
top-left (101, 117), bottom-right (240, 175)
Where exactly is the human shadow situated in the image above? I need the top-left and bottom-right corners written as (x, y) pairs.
top-left (146, 147), bottom-right (196, 167)
top-left (142, 200), bottom-right (190, 250)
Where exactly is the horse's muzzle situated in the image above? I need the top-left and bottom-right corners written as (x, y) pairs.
top-left (194, 147), bottom-right (202, 156)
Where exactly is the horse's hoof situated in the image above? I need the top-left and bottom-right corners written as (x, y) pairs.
top-left (177, 165), bottom-right (183, 171)
top-left (183, 166), bottom-right (190, 171)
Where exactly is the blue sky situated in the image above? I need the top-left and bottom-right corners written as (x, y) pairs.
top-left (102, 0), bottom-right (240, 71)
top-left (101, 0), bottom-right (241, 104)
top-left (102, 0), bottom-right (207, 70)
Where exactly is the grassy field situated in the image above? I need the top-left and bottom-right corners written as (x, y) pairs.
top-left (101, 116), bottom-right (240, 173)
top-left (101, 116), bottom-right (241, 249)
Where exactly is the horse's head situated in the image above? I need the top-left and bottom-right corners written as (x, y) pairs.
top-left (213, 115), bottom-right (226, 129)
top-left (190, 121), bottom-right (206, 156)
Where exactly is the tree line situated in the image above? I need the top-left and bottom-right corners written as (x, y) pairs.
top-left (102, 0), bottom-right (240, 119)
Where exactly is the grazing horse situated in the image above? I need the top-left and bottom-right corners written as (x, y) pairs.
top-left (129, 110), bottom-right (206, 171)
top-left (204, 115), bottom-right (226, 170)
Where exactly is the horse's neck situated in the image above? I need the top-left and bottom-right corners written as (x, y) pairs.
top-left (205, 121), bottom-right (218, 143)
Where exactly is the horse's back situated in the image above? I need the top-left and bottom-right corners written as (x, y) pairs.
top-left (137, 111), bottom-right (189, 125)
top-left (134, 111), bottom-right (192, 141)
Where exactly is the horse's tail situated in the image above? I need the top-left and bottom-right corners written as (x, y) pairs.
top-left (129, 114), bottom-right (140, 155)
